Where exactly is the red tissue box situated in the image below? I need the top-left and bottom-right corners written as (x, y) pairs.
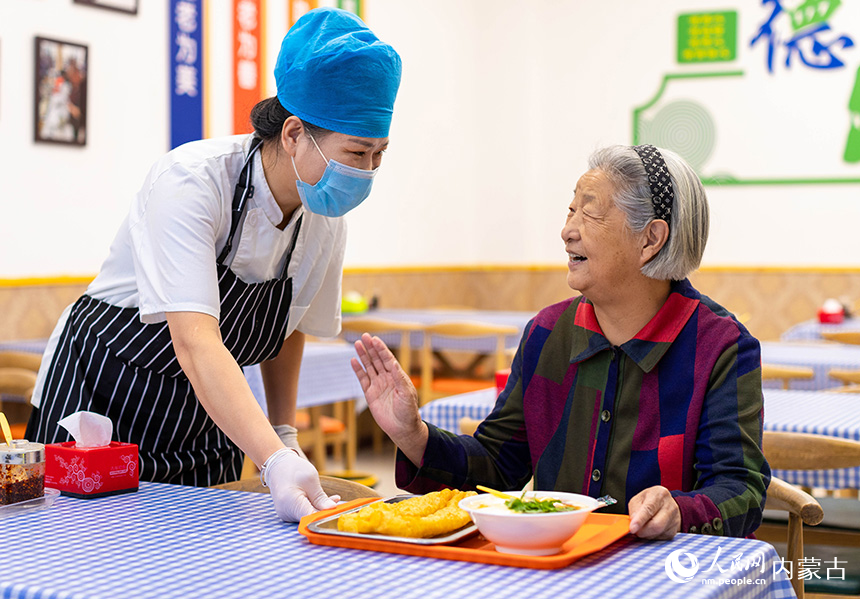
top-left (45, 441), bottom-right (139, 498)
top-left (495, 369), bottom-right (511, 394)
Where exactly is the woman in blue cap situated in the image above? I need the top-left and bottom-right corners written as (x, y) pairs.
top-left (27, 8), bottom-right (401, 522)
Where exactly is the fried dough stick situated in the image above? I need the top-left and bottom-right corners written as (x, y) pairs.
top-left (338, 489), bottom-right (453, 533)
top-left (338, 489), bottom-right (476, 537)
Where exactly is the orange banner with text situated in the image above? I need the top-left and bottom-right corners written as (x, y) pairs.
top-left (233, 0), bottom-right (263, 133)
top-left (289, 0), bottom-right (318, 27)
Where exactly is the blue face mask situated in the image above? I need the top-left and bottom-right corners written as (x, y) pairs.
top-left (291, 134), bottom-right (377, 217)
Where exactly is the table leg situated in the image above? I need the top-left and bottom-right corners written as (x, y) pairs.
top-left (346, 399), bottom-right (356, 472)
top-left (308, 405), bottom-right (326, 471)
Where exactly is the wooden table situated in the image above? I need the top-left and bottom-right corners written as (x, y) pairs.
top-left (760, 341), bottom-right (860, 390)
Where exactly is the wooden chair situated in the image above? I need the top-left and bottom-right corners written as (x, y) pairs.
top-left (758, 431), bottom-right (860, 597)
top-left (761, 363), bottom-right (815, 390)
top-left (821, 331), bottom-right (860, 346)
top-left (341, 318), bottom-right (423, 376)
top-left (759, 476), bottom-right (825, 599)
top-left (294, 405), bottom-right (355, 474)
top-left (0, 351), bottom-right (43, 372)
top-left (211, 474), bottom-right (381, 501)
top-left (459, 418), bottom-right (535, 493)
top-left (828, 369), bottom-right (860, 388)
top-left (418, 321), bottom-right (517, 406)
top-left (341, 318), bottom-right (423, 451)
top-left (0, 368), bottom-right (37, 402)
top-left (0, 351), bottom-right (42, 440)
top-left (235, 408), bottom-right (355, 480)
top-left (459, 417), bottom-right (481, 436)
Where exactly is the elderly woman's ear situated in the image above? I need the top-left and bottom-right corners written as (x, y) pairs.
top-left (640, 218), bottom-right (670, 265)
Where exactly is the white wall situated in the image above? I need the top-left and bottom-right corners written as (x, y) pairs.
top-left (2, 0), bottom-right (859, 278)
top-left (1, 1), bottom-right (168, 277)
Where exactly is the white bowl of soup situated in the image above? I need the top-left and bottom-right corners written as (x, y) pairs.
top-left (458, 491), bottom-right (601, 556)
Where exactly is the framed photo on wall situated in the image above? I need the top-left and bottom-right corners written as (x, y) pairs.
top-left (34, 36), bottom-right (88, 146)
top-left (73, 0), bottom-right (138, 15)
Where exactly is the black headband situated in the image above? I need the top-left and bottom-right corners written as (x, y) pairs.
top-left (633, 144), bottom-right (674, 226)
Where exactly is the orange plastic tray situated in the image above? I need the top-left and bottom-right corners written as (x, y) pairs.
top-left (299, 498), bottom-right (632, 569)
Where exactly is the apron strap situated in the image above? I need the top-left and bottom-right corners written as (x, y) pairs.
top-left (217, 136), bottom-right (265, 265)
top-left (280, 213), bottom-right (304, 278)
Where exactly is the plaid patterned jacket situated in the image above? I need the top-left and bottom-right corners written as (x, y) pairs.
top-left (397, 278), bottom-right (770, 537)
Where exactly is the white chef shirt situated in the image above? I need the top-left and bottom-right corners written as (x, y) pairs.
top-left (33, 134), bottom-right (345, 407)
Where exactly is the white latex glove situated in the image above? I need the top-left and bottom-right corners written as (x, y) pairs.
top-left (273, 423), bottom-right (308, 461)
top-left (262, 448), bottom-right (340, 522)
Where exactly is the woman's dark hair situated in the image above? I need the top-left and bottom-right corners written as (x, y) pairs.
top-left (249, 97), bottom-right (331, 143)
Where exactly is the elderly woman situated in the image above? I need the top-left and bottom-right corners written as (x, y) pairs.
top-left (352, 144), bottom-right (769, 540)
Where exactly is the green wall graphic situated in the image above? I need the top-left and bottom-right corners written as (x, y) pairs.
top-left (638, 100), bottom-right (716, 171)
top-left (677, 11), bottom-right (737, 64)
top-left (847, 65), bottom-right (860, 162)
top-left (633, 5), bottom-right (860, 186)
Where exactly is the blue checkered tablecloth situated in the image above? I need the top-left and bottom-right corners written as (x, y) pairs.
top-left (760, 341), bottom-right (860, 391)
top-left (420, 388), bottom-right (498, 432)
top-left (342, 308), bottom-right (533, 352)
top-left (244, 342), bottom-right (365, 412)
top-left (1, 482), bottom-right (794, 599)
top-left (781, 318), bottom-right (860, 343)
top-left (421, 388), bottom-right (860, 490)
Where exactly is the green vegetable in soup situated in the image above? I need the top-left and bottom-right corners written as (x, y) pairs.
top-left (504, 493), bottom-right (580, 513)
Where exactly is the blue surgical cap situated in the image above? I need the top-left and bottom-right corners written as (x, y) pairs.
top-left (275, 8), bottom-right (402, 138)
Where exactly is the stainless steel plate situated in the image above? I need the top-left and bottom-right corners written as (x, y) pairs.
top-left (308, 494), bottom-right (478, 545)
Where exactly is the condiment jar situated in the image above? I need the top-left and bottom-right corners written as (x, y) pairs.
top-left (0, 440), bottom-right (46, 505)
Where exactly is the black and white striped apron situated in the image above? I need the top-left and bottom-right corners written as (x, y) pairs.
top-left (27, 137), bottom-right (304, 487)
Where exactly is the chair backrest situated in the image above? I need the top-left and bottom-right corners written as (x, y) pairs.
top-left (761, 363), bottom-right (814, 390)
top-left (0, 351), bottom-right (43, 372)
top-left (821, 331), bottom-right (860, 345)
top-left (763, 431), bottom-right (860, 471)
top-left (340, 318), bottom-right (423, 374)
top-left (419, 321), bottom-right (518, 406)
top-left (210, 474), bottom-right (381, 501)
top-left (0, 368), bottom-right (38, 400)
top-left (0, 351), bottom-right (42, 400)
top-left (827, 368), bottom-right (860, 387)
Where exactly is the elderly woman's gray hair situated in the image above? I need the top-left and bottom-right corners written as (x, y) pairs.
top-left (588, 145), bottom-right (709, 281)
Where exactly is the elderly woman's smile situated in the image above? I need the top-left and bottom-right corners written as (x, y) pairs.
top-left (561, 169), bottom-right (648, 305)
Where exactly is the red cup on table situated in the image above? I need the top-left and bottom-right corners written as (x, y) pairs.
top-left (495, 369), bottom-right (511, 394)
top-left (818, 299), bottom-right (845, 324)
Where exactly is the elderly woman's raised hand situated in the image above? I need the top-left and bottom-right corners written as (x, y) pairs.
top-left (350, 333), bottom-right (429, 464)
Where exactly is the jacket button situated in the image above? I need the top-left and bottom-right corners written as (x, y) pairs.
top-left (701, 522), bottom-right (712, 534)
top-left (713, 518), bottom-right (723, 532)
top-left (689, 526), bottom-right (698, 533)
top-left (601, 410), bottom-right (611, 422)
top-left (591, 469), bottom-right (601, 482)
